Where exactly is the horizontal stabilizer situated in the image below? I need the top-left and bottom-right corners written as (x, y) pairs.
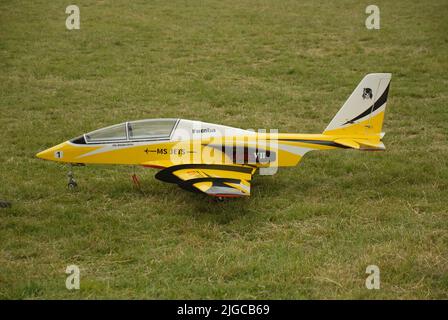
top-left (335, 138), bottom-right (385, 150)
top-left (334, 139), bottom-right (360, 149)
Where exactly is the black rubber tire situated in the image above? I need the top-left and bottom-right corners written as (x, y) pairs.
top-left (0, 200), bottom-right (12, 208)
top-left (68, 181), bottom-right (78, 190)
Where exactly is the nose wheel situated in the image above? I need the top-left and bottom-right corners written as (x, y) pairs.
top-left (67, 169), bottom-right (77, 190)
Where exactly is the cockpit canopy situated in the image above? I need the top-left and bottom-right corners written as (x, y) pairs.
top-left (81, 119), bottom-right (178, 143)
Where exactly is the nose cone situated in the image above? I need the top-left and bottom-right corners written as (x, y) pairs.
top-left (36, 142), bottom-right (68, 162)
top-left (36, 149), bottom-right (48, 159)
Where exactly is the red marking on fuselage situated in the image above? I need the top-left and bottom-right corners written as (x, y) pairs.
top-left (213, 194), bottom-right (246, 198)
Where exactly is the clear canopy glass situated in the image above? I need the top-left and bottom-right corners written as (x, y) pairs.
top-left (127, 119), bottom-right (177, 140)
top-left (85, 123), bottom-right (127, 142)
top-left (84, 119), bottom-right (177, 143)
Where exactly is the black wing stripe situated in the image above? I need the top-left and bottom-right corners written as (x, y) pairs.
top-left (155, 164), bottom-right (254, 184)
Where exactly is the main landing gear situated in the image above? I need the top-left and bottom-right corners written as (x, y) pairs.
top-left (131, 173), bottom-right (141, 189)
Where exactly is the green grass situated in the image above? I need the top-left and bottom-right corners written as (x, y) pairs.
top-left (1, 0), bottom-right (447, 299)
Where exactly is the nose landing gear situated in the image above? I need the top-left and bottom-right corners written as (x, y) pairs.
top-left (66, 163), bottom-right (84, 189)
top-left (67, 167), bottom-right (77, 190)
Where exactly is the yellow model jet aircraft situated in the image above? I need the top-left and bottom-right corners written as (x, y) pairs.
top-left (36, 73), bottom-right (391, 200)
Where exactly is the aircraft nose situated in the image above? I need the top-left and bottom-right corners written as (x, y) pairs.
top-left (36, 142), bottom-right (67, 161)
top-left (36, 147), bottom-right (54, 160)
top-left (36, 149), bottom-right (47, 159)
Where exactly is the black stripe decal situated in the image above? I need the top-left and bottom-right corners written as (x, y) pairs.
top-left (342, 84), bottom-right (390, 125)
top-left (204, 144), bottom-right (276, 164)
top-left (279, 139), bottom-right (349, 149)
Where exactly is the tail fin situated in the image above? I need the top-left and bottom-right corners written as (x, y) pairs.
top-left (323, 73), bottom-right (391, 139)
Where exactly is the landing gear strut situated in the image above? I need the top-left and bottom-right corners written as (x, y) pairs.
top-left (67, 167), bottom-right (77, 190)
top-left (131, 173), bottom-right (141, 189)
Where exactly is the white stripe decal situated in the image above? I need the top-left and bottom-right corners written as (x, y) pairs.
top-left (277, 144), bottom-right (313, 156)
top-left (75, 140), bottom-right (162, 159)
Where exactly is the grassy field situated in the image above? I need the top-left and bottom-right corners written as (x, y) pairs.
top-left (1, 0), bottom-right (447, 299)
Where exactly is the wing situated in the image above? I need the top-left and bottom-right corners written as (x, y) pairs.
top-left (154, 164), bottom-right (256, 198)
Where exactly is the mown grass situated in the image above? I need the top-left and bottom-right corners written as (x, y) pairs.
top-left (0, 0), bottom-right (447, 299)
